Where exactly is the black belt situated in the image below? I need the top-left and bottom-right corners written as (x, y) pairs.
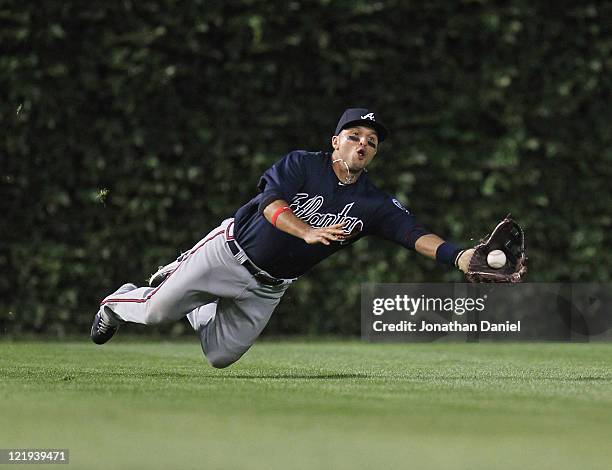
top-left (227, 240), bottom-right (284, 287)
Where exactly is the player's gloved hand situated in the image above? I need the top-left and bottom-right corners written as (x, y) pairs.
top-left (456, 248), bottom-right (475, 273)
top-left (303, 223), bottom-right (347, 245)
top-left (465, 217), bottom-right (527, 283)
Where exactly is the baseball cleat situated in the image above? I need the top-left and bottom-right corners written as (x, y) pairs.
top-left (148, 251), bottom-right (190, 287)
top-left (90, 283), bottom-right (136, 344)
top-left (148, 264), bottom-right (176, 288)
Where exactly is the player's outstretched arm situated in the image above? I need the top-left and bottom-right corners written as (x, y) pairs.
top-left (415, 234), bottom-right (473, 273)
top-left (414, 234), bottom-right (445, 259)
top-left (263, 199), bottom-right (346, 245)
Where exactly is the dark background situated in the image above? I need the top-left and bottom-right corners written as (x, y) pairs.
top-left (2, 1), bottom-right (611, 337)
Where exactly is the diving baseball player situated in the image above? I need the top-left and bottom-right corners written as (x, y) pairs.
top-left (91, 108), bottom-right (475, 367)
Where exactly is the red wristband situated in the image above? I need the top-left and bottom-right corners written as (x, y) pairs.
top-left (271, 206), bottom-right (292, 227)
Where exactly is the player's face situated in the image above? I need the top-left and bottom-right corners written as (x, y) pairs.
top-left (333, 126), bottom-right (379, 172)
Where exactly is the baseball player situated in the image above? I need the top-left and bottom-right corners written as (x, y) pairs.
top-left (91, 108), bottom-right (475, 367)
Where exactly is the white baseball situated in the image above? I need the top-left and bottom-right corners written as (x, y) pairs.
top-left (487, 250), bottom-right (506, 269)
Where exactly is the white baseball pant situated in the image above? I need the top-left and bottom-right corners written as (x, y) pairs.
top-left (99, 219), bottom-right (292, 368)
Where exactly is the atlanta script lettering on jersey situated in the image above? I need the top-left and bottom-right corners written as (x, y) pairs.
top-left (290, 193), bottom-right (364, 236)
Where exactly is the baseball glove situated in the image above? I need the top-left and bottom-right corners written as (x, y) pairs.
top-left (465, 216), bottom-right (527, 283)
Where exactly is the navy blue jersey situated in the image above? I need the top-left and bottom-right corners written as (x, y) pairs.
top-left (233, 150), bottom-right (430, 279)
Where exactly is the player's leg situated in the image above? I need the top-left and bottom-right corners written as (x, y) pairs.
top-left (196, 282), bottom-right (289, 368)
top-left (98, 239), bottom-right (224, 325)
top-left (91, 220), bottom-right (247, 342)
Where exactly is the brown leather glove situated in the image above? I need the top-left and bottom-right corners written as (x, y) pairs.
top-left (463, 217), bottom-right (527, 283)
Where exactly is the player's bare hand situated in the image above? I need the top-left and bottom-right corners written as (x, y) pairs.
top-left (303, 223), bottom-right (346, 245)
top-left (457, 248), bottom-right (475, 273)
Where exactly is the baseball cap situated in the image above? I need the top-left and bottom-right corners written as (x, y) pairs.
top-left (334, 108), bottom-right (389, 142)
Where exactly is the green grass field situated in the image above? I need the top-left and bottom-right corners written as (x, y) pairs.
top-left (1, 340), bottom-right (611, 470)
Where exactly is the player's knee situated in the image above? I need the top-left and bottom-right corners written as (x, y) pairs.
top-left (204, 349), bottom-right (240, 369)
top-left (142, 305), bottom-right (168, 325)
top-left (207, 357), bottom-right (234, 369)
top-left (141, 295), bottom-right (182, 324)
